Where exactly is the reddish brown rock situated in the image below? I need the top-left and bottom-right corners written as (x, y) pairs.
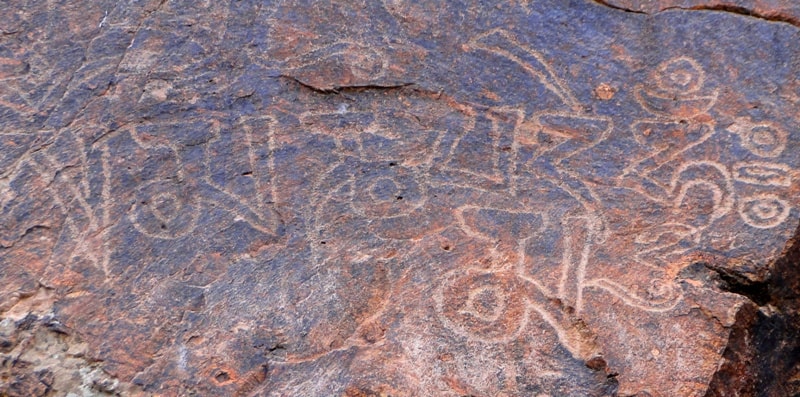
top-left (599, 0), bottom-right (800, 25)
top-left (2, 0), bottom-right (800, 396)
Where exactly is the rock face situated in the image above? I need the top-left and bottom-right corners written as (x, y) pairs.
top-left (1, 1), bottom-right (800, 396)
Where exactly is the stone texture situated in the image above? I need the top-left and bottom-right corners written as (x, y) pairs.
top-left (599, 0), bottom-right (800, 24)
top-left (1, 0), bottom-right (800, 396)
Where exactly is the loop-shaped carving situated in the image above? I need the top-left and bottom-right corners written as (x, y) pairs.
top-left (585, 277), bottom-right (683, 312)
top-left (669, 161), bottom-right (735, 227)
top-left (733, 162), bottom-right (792, 187)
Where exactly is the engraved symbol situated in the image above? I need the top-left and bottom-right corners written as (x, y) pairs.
top-left (626, 57), bottom-right (718, 194)
top-left (611, 161), bottom-right (735, 299)
top-left (738, 194), bottom-right (791, 229)
top-left (205, 116), bottom-right (281, 226)
top-left (634, 57), bottom-right (718, 119)
top-left (585, 278), bottom-right (682, 312)
top-left (728, 120), bottom-right (788, 158)
top-left (467, 29), bottom-right (582, 112)
top-left (656, 57), bottom-right (704, 94)
top-left (149, 193), bottom-right (183, 223)
top-left (529, 113), bottom-right (613, 164)
top-left (631, 121), bottom-right (713, 158)
top-left (130, 180), bottom-right (200, 239)
top-left (462, 286), bottom-right (507, 322)
top-left (463, 28), bottom-right (614, 186)
top-left (624, 57), bottom-right (795, 237)
top-left (632, 223), bottom-right (698, 272)
top-left (353, 163), bottom-right (426, 219)
top-left (733, 162), bottom-right (792, 187)
top-left (445, 107), bottom-right (521, 187)
top-left (670, 161), bottom-right (735, 228)
top-left (436, 268), bottom-right (528, 343)
top-left (434, 186), bottom-right (605, 362)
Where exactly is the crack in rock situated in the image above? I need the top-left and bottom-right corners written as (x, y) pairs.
top-left (590, 0), bottom-right (800, 28)
top-left (701, 220), bottom-right (800, 396)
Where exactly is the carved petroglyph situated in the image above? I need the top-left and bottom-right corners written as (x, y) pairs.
top-left (670, 161), bottom-right (736, 227)
top-left (738, 193), bottom-right (792, 229)
top-left (435, 191), bottom-right (602, 360)
top-left (92, 117), bottom-right (282, 242)
top-left (529, 113), bottom-right (613, 165)
top-left (728, 120), bottom-right (788, 158)
top-left (656, 57), bottom-right (705, 94)
top-left (434, 265), bottom-right (603, 363)
top-left (444, 107), bottom-right (520, 189)
top-left (630, 61), bottom-right (794, 233)
top-left (625, 58), bottom-right (720, 200)
top-left (584, 278), bottom-right (682, 312)
top-left (433, 31), bottom-right (708, 359)
top-left (433, 49), bottom-right (790, 362)
top-left (130, 180), bottom-right (200, 240)
top-left (584, 229), bottom-right (689, 313)
top-left (8, 14), bottom-right (796, 395)
top-left (0, 125), bottom-right (119, 280)
top-left (240, 116), bottom-right (278, 207)
top-left (609, 59), bottom-right (761, 314)
top-left (633, 223), bottom-right (698, 272)
top-left (634, 57), bottom-right (718, 119)
top-left (0, 52), bottom-right (61, 122)
top-left (353, 163), bottom-right (427, 219)
top-left (634, 86), bottom-right (717, 119)
top-left (465, 28), bottom-right (613, 169)
top-left (291, 77), bottom-right (608, 355)
top-left (733, 162), bottom-right (792, 187)
top-left (205, 115), bottom-right (282, 235)
top-left (467, 29), bottom-right (582, 113)
top-left (302, 103), bottom-right (457, 286)
top-left (457, 29), bottom-right (614, 225)
top-left (625, 121), bottom-right (715, 190)
top-left (435, 268), bottom-right (529, 343)
top-left (556, 214), bottom-right (599, 314)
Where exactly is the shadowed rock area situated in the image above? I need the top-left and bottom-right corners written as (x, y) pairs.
top-left (1, 0), bottom-right (799, 396)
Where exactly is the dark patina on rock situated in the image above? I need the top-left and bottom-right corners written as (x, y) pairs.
top-left (2, 0), bottom-right (800, 396)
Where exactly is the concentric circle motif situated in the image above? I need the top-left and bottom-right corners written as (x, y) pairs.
top-left (739, 124), bottom-right (787, 158)
top-left (435, 268), bottom-right (527, 343)
top-left (352, 163), bottom-right (426, 219)
top-left (656, 57), bottom-right (704, 94)
top-left (738, 194), bottom-right (791, 229)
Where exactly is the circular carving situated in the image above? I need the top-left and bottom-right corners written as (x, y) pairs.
top-left (739, 194), bottom-right (791, 229)
top-left (435, 268), bottom-right (527, 343)
top-left (655, 57), bottom-right (704, 94)
top-left (130, 180), bottom-right (200, 239)
top-left (739, 124), bottom-right (787, 158)
top-left (352, 163), bottom-right (426, 219)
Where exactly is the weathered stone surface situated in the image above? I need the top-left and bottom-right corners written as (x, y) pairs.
top-left (2, 0), bottom-right (800, 396)
top-left (599, 0), bottom-right (800, 24)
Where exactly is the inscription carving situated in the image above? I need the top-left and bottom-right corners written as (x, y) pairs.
top-left (2, 5), bottom-right (799, 395)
